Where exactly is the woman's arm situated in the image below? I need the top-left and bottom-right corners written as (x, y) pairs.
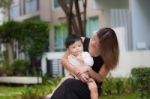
top-left (88, 64), bottom-right (110, 82)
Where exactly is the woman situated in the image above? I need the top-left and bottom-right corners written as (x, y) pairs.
top-left (50, 27), bottom-right (119, 99)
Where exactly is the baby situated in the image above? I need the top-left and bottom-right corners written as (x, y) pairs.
top-left (48, 34), bottom-right (98, 99)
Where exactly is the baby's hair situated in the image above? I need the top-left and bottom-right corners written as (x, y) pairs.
top-left (65, 34), bottom-right (82, 48)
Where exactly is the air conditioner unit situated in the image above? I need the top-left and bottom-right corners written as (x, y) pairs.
top-left (136, 42), bottom-right (147, 50)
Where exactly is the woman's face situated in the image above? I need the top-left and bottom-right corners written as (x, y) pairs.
top-left (89, 33), bottom-right (101, 57)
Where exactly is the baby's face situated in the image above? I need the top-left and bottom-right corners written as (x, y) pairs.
top-left (68, 40), bottom-right (83, 56)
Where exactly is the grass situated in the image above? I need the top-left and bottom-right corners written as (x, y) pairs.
top-left (101, 93), bottom-right (136, 99)
top-left (0, 76), bottom-right (137, 99)
top-left (0, 85), bottom-right (26, 99)
top-left (0, 85), bottom-right (25, 95)
top-left (0, 85), bottom-right (136, 99)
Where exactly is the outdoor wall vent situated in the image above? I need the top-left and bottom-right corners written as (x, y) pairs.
top-left (136, 42), bottom-right (147, 50)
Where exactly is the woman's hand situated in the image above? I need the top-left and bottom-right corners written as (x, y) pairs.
top-left (88, 64), bottom-right (109, 82)
top-left (78, 72), bottom-right (89, 83)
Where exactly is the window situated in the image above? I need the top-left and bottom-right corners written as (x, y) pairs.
top-left (86, 16), bottom-right (100, 37)
top-left (54, 0), bottom-right (70, 8)
top-left (10, 0), bottom-right (20, 19)
top-left (24, 0), bottom-right (39, 14)
top-left (55, 24), bottom-right (68, 51)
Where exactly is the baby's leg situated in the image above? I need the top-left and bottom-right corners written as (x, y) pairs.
top-left (87, 78), bottom-right (99, 99)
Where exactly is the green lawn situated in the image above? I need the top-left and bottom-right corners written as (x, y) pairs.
top-left (0, 86), bottom-right (135, 99)
top-left (101, 93), bottom-right (136, 99)
top-left (0, 85), bottom-right (25, 99)
top-left (0, 85), bottom-right (136, 99)
top-left (0, 86), bottom-right (24, 95)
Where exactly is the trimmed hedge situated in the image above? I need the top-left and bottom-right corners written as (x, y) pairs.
top-left (131, 67), bottom-right (150, 99)
top-left (102, 76), bottom-right (136, 96)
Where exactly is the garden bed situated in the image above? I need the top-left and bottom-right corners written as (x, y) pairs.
top-left (0, 76), bottom-right (42, 84)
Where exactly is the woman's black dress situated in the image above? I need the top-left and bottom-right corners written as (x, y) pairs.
top-left (50, 38), bottom-right (104, 99)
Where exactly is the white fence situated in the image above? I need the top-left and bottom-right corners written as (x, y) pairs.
top-left (41, 52), bottom-right (64, 76)
top-left (0, 76), bottom-right (42, 84)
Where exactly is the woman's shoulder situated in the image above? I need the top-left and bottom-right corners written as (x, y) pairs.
top-left (81, 37), bottom-right (90, 42)
top-left (81, 37), bottom-right (85, 42)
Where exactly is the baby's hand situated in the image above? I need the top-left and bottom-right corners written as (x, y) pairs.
top-left (76, 53), bottom-right (84, 62)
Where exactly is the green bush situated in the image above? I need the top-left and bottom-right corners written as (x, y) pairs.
top-left (131, 67), bottom-right (150, 99)
top-left (102, 76), bottom-right (115, 95)
top-left (102, 76), bottom-right (136, 96)
top-left (10, 60), bottom-right (30, 76)
top-left (124, 76), bottom-right (136, 93)
top-left (115, 78), bottom-right (124, 94)
top-left (21, 76), bottom-right (62, 98)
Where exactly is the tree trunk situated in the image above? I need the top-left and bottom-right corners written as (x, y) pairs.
top-left (59, 0), bottom-right (87, 36)
top-left (5, 43), bottom-right (14, 65)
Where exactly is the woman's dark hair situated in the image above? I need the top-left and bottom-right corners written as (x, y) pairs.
top-left (97, 28), bottom-right (119, 69)
top-left (65, 34), bottom-right (82, 48)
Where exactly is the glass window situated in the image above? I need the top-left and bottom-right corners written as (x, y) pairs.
top-left (25, 0), bottom-right (39, 14)
top-left (10, 0), bottom-right (20, 19)
top-left (54, 0), bottom-right (70, 8)
top-left (86, 16), bottom-right (99, 37)
top-left (55, 24), bottom-right (68, 51)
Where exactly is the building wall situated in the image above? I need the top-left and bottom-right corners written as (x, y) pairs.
top-left (39, 0), bottom-right (51, 22)
top-left (130, 0), bottom-right (150, 50)
top-left (94, 0), bottom-right (129, 27)
top-left (111, 27), bottom-right (150, 77)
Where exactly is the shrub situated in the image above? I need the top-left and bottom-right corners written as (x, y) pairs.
top-left (10, 60), bottom-right (30, 76)
top-left (131, 67), bottom-right (150, 99)
top-left (124, 76), bottom-right (136, 93)
top-left (102, 75), bottom-right (136, 96)
top-left (102, 75), bottom-right (116, 95)
top-left (115, 78), bottom-right (124, 94)
top-left (21, 76), bottom-right (62, 98)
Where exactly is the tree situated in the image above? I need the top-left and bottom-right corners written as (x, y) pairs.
top-left (0, 0), bottom-right (14, 65)
top-left (0, 21), bottom-right (20, 65)
top-left (59, 0), bottom-right (87, 36)
top-left (0, 20), bottom-right (50, 71)
top-left (0, 0), bottom-right (13, 20)
top-left (20, 20), bottom-right (49, 70)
